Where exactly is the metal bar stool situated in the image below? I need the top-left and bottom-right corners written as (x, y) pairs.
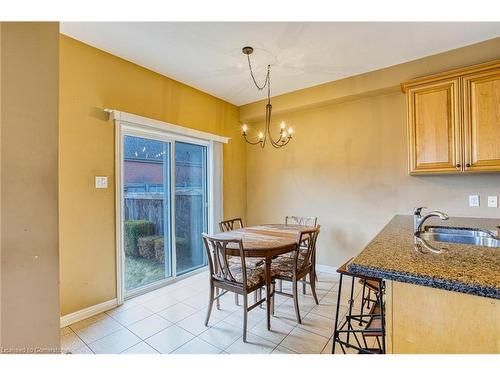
top-left (331, 258), bottom-right (385, 354)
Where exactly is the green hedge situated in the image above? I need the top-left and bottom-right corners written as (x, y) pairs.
top-left (138, 236), bottom-right (161, 260)
top-left (124, 220), bottom-right (155, 257)
top-left (153, 237), bottom-right (188, 264)
top-left (154, 238), bottom-right (165, 263)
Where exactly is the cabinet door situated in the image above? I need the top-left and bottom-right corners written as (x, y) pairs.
top-left (463, 68), bottom-right (500, 172)
top-left (407, 78), bottom-right (462, 174)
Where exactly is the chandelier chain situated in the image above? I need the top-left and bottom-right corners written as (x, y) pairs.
top-left (246, 54), bottom-right (270, 92)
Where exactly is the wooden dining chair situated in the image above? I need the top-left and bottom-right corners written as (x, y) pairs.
top-left (281, 216), bottom-right (319, 294)
top-left (219, 218), bottom-right (264, 306)
top-left (202, 234), bottom-right (266, 342)
top-left (219, 218), bottom-right (244, 232)
top-left (271, 226), bottom-right (320, 324)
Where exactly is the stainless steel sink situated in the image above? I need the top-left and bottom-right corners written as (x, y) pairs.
top-left (418, 226), bottom-right (500, 248)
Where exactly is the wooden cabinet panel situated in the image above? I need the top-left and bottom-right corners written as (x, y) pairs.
top-left (407, 79), bottom-right (462, 174)
top-left (386, 281), bottom-right (499, 354)
top-left (463, 68), bottom-right (500, 172)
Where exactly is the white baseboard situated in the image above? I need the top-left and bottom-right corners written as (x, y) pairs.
top-left (316, 263), bottom-right (339, 275)
top-left (60, 298), bottom-right (118, 328)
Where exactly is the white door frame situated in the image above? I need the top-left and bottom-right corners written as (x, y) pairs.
top-left (111, 110), bottom-right (228, 304)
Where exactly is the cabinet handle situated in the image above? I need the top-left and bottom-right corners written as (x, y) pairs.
top-left (456, 163), bottom-right (461, 168)
top-left (466, 163), bottom-right (471, 168)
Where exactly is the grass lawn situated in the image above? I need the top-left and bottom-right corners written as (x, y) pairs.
top-left (125, 252), bottom-right (206, 291)
top-left (125, 256), bottom-right (166, 291)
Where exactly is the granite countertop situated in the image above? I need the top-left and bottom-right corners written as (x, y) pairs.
top-left (348, 215), bottom-right (500, 299)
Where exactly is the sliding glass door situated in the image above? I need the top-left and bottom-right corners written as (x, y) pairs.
top-left (121, 133), bottom-right (209, 296)
top-left (123, 135), bottom-right (172, 293)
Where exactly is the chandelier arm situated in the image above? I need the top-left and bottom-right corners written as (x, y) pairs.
top-left (265, 103), bottom-right (283, 147)
top-left (261, 103), bottom-right (271, 148)
top-left (279, 136), bottom-right (292, 147)
top-left (271, 134), bottom-right (292, 148)
top-left (270, 129), bottom-right (292, 148)
top-left (242, 133), bottom-right (263, 146)
top-left (264, 78), bottom-right (286, 148)
top-left (270, 138), bottom-right (287, 149)
top-left (269, 133), bottom-right (282, 147)
top-left (268, 115), bottom-right (284, 146)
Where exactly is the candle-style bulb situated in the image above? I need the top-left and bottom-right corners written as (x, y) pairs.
top-left (282, 130), bottom-right (288, 139)
top-left (288, 127), bottom-right (293, 135)
top-left (242, 123), bottom-right (248, 133)
top-left (258, 131), bottom-right (264, 140)
top-left (280, 121), bottom-right (286, 129)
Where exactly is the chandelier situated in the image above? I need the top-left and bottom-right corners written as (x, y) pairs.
top-left (241, 46), bottom-right (293, 148)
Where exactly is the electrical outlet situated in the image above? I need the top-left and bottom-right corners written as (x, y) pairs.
top-left (469, 194), bottom-right (480, 207)
top-left (487, 196), bottom-right (498, 208)
top-left (95, 176), bottom-right (108, 189)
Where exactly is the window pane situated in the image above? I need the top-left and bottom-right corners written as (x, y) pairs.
top-left (123, 135), bottom-right (171, 291)
top-left (175, 142), bottom-right (208, 275)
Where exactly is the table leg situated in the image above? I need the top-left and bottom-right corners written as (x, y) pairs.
top-left (265, 256), bottom-right (272, 330)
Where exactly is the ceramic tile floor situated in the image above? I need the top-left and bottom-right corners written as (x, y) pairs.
top-left (61, 271), bottom-right (367, 354)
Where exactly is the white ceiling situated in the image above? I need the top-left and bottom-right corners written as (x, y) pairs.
top-left (60, 22), bottom-right (500, 106)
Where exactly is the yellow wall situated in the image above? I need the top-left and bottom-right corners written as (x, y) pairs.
top-left (240, 38), bottom-right (500, 268)
top-left (1, 22), bottom-right (60, 350)
top-left (61, 33), bottom-right (500, 316)
top-left (59, 35), bottom-right (245, 315)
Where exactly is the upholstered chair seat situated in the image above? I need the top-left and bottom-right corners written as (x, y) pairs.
top-left (227, 262), bottom-right (265, 288)
top-left (228, 256), bottom-right (265, 268)
top-left (271, 253), bottom-right (309, 279)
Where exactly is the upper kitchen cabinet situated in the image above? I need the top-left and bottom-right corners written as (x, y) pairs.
top-left (463, 68), bottom-right (500, 172)
top-left (402, 60), bottom-right (500, 175)
top-left (406, 78), bottom-right (462, 174)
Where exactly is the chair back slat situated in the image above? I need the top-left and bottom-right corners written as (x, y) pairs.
top-left (202, 234), bottom-right (248, 288)
top-left (294, 226), bottom-right (320, 271)
top-left (285, 216), bottom-right (318, 227)
top-left (219, 218), bottom-right (244, 232)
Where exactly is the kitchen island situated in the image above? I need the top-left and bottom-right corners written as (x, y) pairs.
top-left (349, 215), bottom-right (500, 354)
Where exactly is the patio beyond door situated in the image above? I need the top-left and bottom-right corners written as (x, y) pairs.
top-left (122, 134), bottom-right (209, 296)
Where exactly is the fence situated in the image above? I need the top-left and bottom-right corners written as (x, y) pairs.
top-left (124, 187), bottom-right (207, 273)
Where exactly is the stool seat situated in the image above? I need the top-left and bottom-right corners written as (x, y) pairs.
top-left (359, 278), bottom-right (380, 292)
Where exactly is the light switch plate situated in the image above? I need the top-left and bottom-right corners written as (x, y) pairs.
top-left (95, 176), bottom-right (108, 189)
top-left (469, 194), bottom-right (480, 207)
top-left (487, 196), bottom-right (498, 208)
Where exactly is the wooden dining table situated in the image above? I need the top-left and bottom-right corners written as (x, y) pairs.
top-left (210, 224), bottom-right (310, 330)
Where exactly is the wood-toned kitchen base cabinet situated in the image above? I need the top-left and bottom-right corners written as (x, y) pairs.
top-left (385, 281), bottom-right (499, 353)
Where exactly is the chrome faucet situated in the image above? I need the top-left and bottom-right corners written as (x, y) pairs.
top-left (413, 207), bottom-right (449, 234)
